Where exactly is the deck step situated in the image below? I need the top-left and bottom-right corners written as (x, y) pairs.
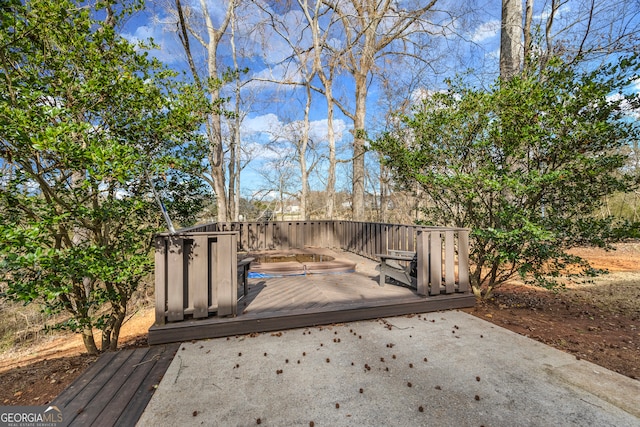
top-left (51, 343), bottom-right (179, 427)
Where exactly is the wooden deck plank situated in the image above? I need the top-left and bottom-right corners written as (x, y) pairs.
top-left (52, 344), bottom-right (179, 427)
top-left (114, 344), bottom-right (179, 427)
top-left (249, 277), bottom-right (328, 308)
top-left (275, 278), bottom-right (332, 307)
top-left (53, 350), bottom-right (135, 423)
top-left (190, 236), bottom-right (209, 319)
top-left (246, 274), bottom-right (393, 314)
top-left (53, 351), bottom-right (118, 407)
top-left (256, 278), bottom-right (310, 304)
top-left (243, 280), bottom-right (299, 312)
top-left (308, 274), bottom-right (412, 301)
top-left (458, 231), bottom-right (470, 292)
top-left (154, 237), bottom-right (167, 325)
top-left (216, 234), bottom-right (237, 316)
top-left (91, 348), bottom-right (160, 427)
top-left (167, 237), bottom-right (184, 322)
top-left (69, 348), bottom-right (150, 426)
top-left (430, 231), bottom-right (442, 296)
top-left (445, 231), bottom-right (456, 293)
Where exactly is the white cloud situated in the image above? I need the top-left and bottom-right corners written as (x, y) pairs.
top-left (471, 20), bottom-right (500, 43)
top-left (607, 92), bottom-right (640, 120)
top-left (309, 119), bottom-right (347, 142)
top-left (488, 47), bottom-right (500, 60)
top-left (241, 113), bottom-right (350, 146)
top-left (326, 37), bottom-right (343, 51)
top-left (242, 140), bottom-right (286, 161)
top-left (242, 113), bottom-right (282, 135)
top-left (121, 19), bottom-right (184, 65)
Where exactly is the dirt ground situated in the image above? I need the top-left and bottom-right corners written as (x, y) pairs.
top-left (462, 243), bottom-right (640, 381)
top-left (0, 308), bottom-right (154, 406)
top-left (0, 243), bottom-right (638, 406)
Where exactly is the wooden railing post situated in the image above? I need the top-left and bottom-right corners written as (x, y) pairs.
top-left (190, 236), bottom-right (209, 319)
top-left (429, 231), bottom-right (442, 296)
top-left (458, 230), bottom-right (470, 292)
top-left (167, 236), bottom-right (184, 322)
top-left (416, 231), bottom-right (429, 296)
top-left (444, 231), bottom-right (456, 294)
top-left (215, 233), bottom-right (238, 317)
top-left (154, 236), bottom-right (167, 325)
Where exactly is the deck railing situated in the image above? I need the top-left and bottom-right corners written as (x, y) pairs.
top-left (154, 221), bottom-right (470, 325)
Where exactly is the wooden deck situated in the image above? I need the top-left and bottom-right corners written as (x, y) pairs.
top-left (51, 343), bottom-right (179, 427)
top-left (149, 252), bottom-right (475, 345)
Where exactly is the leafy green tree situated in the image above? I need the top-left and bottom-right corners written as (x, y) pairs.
top-left (151, 170), bottom-right (209, 228)
top-left (0, 0), bottom-right (204, 353)
top-left (373, 56), bottom-right (640, 300)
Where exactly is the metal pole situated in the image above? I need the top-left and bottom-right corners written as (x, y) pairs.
top-left (147, 173), bottom-right (176, 234)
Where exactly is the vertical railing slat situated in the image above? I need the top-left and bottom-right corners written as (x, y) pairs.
top-left (399, 226), bottom-right (407, 252)
top-left (416, 231), bottom-right (429, 296)
top-left (458, 230), bottom-right (470, 292)
top-left (209, 237), bottom-right (218, 312)
top-left (167, 236), bottom-right (184, 322)
top-left (292, 221), bottom-right (296, 248)
top-left (190, 236), bottom-right (209, 318)
top-left (444, 231), bottom-right (455, 294)
top-left (429, 231), bottom-right (442, 296)
top-left (216, 234), bottom-right (237, 317)
top-left (268, 222), bottom-right (275, 249)
top-left (154, 236), bottom-right (167, 325)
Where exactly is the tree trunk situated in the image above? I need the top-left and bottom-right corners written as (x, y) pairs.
top-left (206, 45), bottom-right (229, 223)
top-left (82, 326), bottom-right (99, 355)
top-left (301, 0), bottom-right (337, 219)
top-left (176, 0), bottom-right (234, 223)
top-left (325, 80), bottom-right (336, 219)
top-left (523, 0), bottom-right (533, 71)
top-left (380, 162), bottom-right (388, 222)
top-left (299, 84), bottom-right (312, 220)
top-left (352, 71), bottom-right (368, 221)
top-left (228, 5), bottom-right (241, 222)
top-left (108, 308), bottom-right (126, 352)
top-left (500, 0), bottom-right (523, 80)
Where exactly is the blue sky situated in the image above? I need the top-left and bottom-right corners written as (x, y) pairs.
top-left (120, 0), bottom-right (639, 200)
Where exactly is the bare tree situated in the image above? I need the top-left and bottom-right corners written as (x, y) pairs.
top-left (297, 0), bottom-right (343, 218)
top-left (508, 0), bottom-right (640, 75)
top-left (321, 0), bottom-right (440, 221)
top-left (227, 3), bottom-right (250, 221)
top-left (251, 1), bottom-right (328, 220)
top-left (258, 148), bottom-right (298, 220)
top-left (173, 0), bottom-right (236, 222)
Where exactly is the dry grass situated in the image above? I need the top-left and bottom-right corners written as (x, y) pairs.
top-left (0, 279), bottom-right (155, 356)
top-left (0, 301), bottom-right (68, 353)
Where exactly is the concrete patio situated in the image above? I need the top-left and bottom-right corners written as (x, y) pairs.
top-left (136, 310), bottom-right (639, 426)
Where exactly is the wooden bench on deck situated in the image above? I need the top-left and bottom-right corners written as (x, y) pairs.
top-left (377, 250), bottom-right (418, 288)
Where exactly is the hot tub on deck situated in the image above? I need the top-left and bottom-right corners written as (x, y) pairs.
top-left (247, 248), bottom-right (356, 277)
